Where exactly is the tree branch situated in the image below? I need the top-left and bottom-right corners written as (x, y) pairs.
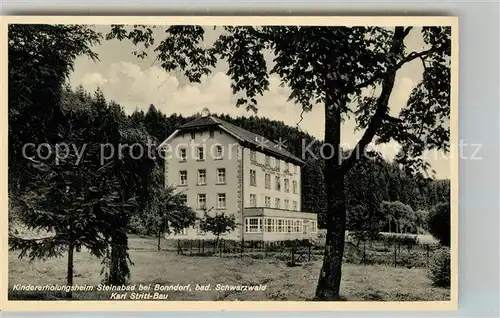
top-left (341, 27), bottom-right (408, 174)
top-left (419, 55), bottom-right (428, 73)
top-left (353, 48), bottom-right (434, 90)
top-left (403, 27), bottom-right (413, 37)
top-left (296, 108), bottom-right (305, 130)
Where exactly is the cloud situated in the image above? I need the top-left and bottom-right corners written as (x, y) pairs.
top-left (80, 72), bottom-right (108, 89)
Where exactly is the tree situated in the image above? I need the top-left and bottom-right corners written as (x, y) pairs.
top-left (141, 185), bottom-right (197, 251)
top-left (380, 201), bottom-right (415, 234)
top-left (199, 210), bottom-right (237, 252)
top-left (8, 24), bottom-right (101, 195)
top-left (345, 153), bottom-right (388, 242)
top-left (414, 209), bottom-right (429, 233)
top-left (109, 24), bottom-right (451, 299)
top-left (426, 201), bottom-right (450, 247)
top-left (8, 116), bottom-right (126, 299)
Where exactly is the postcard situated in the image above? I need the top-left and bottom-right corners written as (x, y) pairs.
top-left (1, 15), bottom-right (458, 311)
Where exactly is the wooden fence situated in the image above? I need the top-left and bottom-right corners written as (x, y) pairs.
top-left (176, 239), bottom-right (315, 266)
top-left (174, 238), bottom-right (440, 269)
top-left (348, 240), bottom-right (440, 268)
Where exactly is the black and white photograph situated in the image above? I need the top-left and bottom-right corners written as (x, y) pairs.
top-left (3, 16), bottom-right (458, 309)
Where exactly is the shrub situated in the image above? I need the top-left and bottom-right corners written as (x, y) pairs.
top-left (426, 202), bottom-right (450, 247)
top-left (128, 214), bottom-right (150, 235)
top-left (427, 247), bottom-right (450, 287)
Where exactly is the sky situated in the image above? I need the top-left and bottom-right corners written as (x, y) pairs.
top-left (69, 25), bottom-right (451, 179)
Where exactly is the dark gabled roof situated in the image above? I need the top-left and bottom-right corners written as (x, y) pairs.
top-left (179, 116), bottom-right (219, 129)
top-left (178, 115), bottom-right (305, 165)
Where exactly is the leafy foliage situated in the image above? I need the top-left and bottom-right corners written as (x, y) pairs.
top-left (8, 24), bottom-right (101, 193)
top-left (414, 209), bottom-right (429, 233)
top-left (380, 201), bottom-right (415, 234)
top-left (345, 154), bottom-right (387, 242)
top-left (134, 183), bottom-right (197, 250)
top-left (8, 110), bottom-right (133, 294)
top-left (427, 247), bottom-right (450, 288)
top-left (426, 201), bottom-right (451, 247)
top-left (199, 210), bottom-right (237, 248)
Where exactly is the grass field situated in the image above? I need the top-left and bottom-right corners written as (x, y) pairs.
top-left (8, 235), bottom-right (450, 301)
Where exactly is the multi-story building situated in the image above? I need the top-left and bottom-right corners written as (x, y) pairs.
top-left (159, 112), bottom-right (318, 241)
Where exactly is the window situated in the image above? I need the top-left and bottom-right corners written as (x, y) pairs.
top-left (275, 176), bottom-right (281, 191)
top-left (250, 169), bottom-right (256, 186)
top-left (190, 132), bottom-right (195, 140)
top-left (249, 194), bottom-right (256, 207)
top-left (265, 196), bottom-right (271, 208)
top-left (275, 198), bottom-right (281, 209)
top-left (180, 194), bottom-right (187, 205)
top-left (215, 145), bottom-right (223, 159)
top-left (250, 150), bottom-right (257, 161)
top-left (197, 194), bottom-right (206, 210)
top-left (209, 130), bottom-right (215, 138)
top-left (264, 218), bottom-right (275, 233)
top-left (217, 168), bottom-right (226, 184)
top-left (277, 219), bottom-right (284, 233)
top-left (217, 193), bottom-right (226, 209)
top-left (275, 159), bottom-right (280, 169)
top-left (197, 169), bottom-right (206, 185)
top-left (286, 219), bottom-right (292, 233)
top-left (293, 181), bottom-right (298, 194)
top-left (292, 201), bottom-right (297, 211)
top-left (265, 155), bottom-right (270, 166)
top-left (265, 173), bottom-right (271, 189)
top-left (198, 147), bottom-right (205, 160)
top-left (284, 199), bottom-right (289, 210)
top-left (284, 179), bottom-right (290, 192)
top-left (294, 220), bottom-right (301, 233)
top-left (245, 217), bottom-right (262, 233)
top-left (179, 148), bottom-right (187, 161)
top-left (179, 171), bottom-right (188, 186)
top-left (311, 221), bottom-right (318, 232)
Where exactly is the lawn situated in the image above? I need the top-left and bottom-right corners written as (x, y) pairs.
top-left (8, 235), bottom-right (450, 301)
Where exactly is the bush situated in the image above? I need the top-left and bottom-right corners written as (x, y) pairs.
top-left (128, 214), bottom-right (150, 235)
top-left (426, 202), bottom-right (450, 247)
top-left (427, 247), bottom-right (450, 287)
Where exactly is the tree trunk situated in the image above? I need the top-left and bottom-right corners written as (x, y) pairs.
top-left (315, 86), bottom-right (347, 300)
top-left (157, 229), bottom-right (162, 251)
top-left (108, 233), bottom-right (129, 285)
top-left (314, 26), bottom-right (408, 301)
top-left (214, 235), bottom-right (219, 253)
top-left (66, 243), bottom-right (74, 299)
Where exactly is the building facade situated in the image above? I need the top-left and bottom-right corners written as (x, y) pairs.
top-left (160, 114), bottom-right (318, 241)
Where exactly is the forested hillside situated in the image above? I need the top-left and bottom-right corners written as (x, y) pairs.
top-left (60, 86), bottom-right (450, 230)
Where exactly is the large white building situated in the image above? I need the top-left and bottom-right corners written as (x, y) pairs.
top-left (160, 112), bottom-right (318, 242)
